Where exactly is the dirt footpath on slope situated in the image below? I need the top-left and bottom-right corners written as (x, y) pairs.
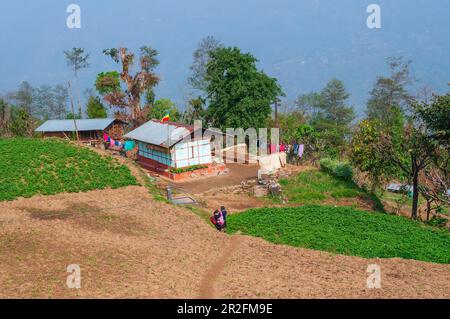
top-left (0, 186), bottom-right (448, 298)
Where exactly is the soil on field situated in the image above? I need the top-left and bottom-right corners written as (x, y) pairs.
top-left (0, 186), bottom-right (449, 298)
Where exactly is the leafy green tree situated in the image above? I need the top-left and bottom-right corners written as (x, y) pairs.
top-left (183, 97), bottom-right (207, 125)
top-left (86, 96), bottom-right (107, 118)
top-left (413, 93), bottom-right (450, 219)
top-left (318, 78), bottom-right (354, 124)
top-left (10, 106), bottom-right (36, 137)
top-left (267, 111), bottom-right (306, 143)
top-left (295, 91), bottom-right (322, 118)
top-left (145, 89), bottom-right (156, 106)
top-left (205, 47), bottom-right (283, 130)
top-left (95, 71), bottom-right (121, 95)
top-left (97, 47), bottom-right (160, 127)
top-left (307, 79), bottom-right (354, 158)
top-left (148, 98), bottom-right (180, 121)
top-left (350, 119), bottom-right (397, 192)
top-left (66, 112), bottom-right (82, 120)
top-left (366, 56), bottom-right (414, 127)
top-left (413, 92), bottom-right (450, 145)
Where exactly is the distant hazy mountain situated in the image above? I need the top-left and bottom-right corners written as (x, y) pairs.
top-left (0, 0), bottom-right (448, 117)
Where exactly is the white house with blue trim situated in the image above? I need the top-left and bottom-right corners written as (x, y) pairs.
top-left (124, 120), bottom-right (213, 172)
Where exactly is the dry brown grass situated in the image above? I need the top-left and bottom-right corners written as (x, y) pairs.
top-left (0, 186), bottom-right (449, 298)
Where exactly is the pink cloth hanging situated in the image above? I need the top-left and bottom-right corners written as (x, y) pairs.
top-left (270, 144), bottom-right (277, 154)
top-left (103, 133), bottom-right (109, 142)
top-left (280, 144), bottom-right (285, 152)
top-left (110, 138), bottom-right (115, 147)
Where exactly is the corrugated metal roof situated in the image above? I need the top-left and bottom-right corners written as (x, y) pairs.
top-left (35, 118), bottom-right (117, 132)
top-left (124, 120), bottom-right (194, 148)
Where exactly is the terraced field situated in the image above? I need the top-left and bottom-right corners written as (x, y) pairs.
top-left (0, 138), bottom-right (138, 201)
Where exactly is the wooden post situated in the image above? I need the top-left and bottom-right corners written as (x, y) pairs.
top-left (68, 81), bottom-right (79, 141)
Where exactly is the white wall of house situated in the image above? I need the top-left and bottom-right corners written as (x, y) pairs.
top-left (172, 139), bottom-right (212, 168)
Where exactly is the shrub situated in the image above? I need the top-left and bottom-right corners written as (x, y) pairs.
top-left (169, 165), bottom-right (208, 174)
top-left (319, 158), bottom-right (353, 181)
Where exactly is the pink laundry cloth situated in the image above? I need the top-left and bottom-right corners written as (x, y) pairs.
top-left (103, 133), bottom-right (108, 142)
top-left (270, 144), bottom-right (277, 154)
top-left (280, 144), bottom-right (285, 152)
top-left (110, 138), bottom-right (115, 147)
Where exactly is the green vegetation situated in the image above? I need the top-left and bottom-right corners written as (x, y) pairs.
top-left (319, 158), bottom-right (353, 181)
top-left (86, 95), bottom-right (107, 119)
top-left (0, 138), bottom-right (138, 201)
top-left (228, 205), bottom-right (450, 264)
top-left (169, 165), bottom-right (208, 174)
top-left (148, 98), bottom-right (181, 121)
top-left (276, 170), bottom-right (382, 209)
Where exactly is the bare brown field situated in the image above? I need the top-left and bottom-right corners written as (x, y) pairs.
top-left (0, 186), bottom-right (449, 298)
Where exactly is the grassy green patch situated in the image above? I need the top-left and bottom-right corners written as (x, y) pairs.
top-left (169, 165), bottom-right (208, 174)
top-left (0, 138), bottom-right (138, 201)
top-left (276, 170), bottom-right (379, 205)
top-left (228, 205), bottom-right (450, 264)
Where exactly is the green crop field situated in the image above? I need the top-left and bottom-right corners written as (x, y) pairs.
top-left (228, 206), bottom-right (450, 264)
top-left (276, 170), bottom-right (383, 211)
top-left (0, 138), bottom-right (138, 201)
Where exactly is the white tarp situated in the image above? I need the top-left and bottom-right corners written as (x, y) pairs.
top-left (258, 152), bottom-right (286, 175)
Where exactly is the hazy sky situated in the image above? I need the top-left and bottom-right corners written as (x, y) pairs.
top-left (0, 0), bottom-right (449, 116)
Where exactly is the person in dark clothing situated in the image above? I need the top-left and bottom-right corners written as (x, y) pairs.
top-left (220, 206), bottom-right (228, 231)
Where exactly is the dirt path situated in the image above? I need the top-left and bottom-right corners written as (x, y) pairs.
top-left (175, 163), bottom-right (259, 194)
top-left (198, 235), bottom-right (241, 298)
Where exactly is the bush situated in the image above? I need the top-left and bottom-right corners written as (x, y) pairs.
top-left (319, 158), bottom-right (353, 181)
top-left (427, 216), bottom-right (448, 228)
top-left (169, 165), bottom-right (208, 174)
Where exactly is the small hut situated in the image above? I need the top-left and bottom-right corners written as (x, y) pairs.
top-left (124, 120), bottom-right (224, 179)
top-left (35, 118), bottom-right (126, 141)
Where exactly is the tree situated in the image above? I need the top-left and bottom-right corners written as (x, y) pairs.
top-left (366, 56), bottom-right (414, 127)
top-left (413, 93), bottom-right (450, 220)
top-left (188, 35), bottom-right (223, 92)
top-left (96, 46), bottom-right (160, 127)
top-left (148, 98), bottom-right (180, 122)
top-left (10, 107), bottom-right (35, 137)
top-left (86, 96), bottom-right (107, 119)
top-left (182, 97), bottom-right (207, 125)
top-left (64, 48), bottom-right (90, 117)
top-left (318, 78), bottom-right (354, 124)
top-left (10, 81), bottom-right (34, 115)
top-left (309, 79), bottom-right (354, 158)
top-left (32, 85), bottom-right (54, 119)
top-left (205, 47), bottom-right (283, 130)
top-left (295, 91), bottom-right (322, 118)
top-left (145, 89), bottom-right (156, 106)
top-left (350, 119), bottom-right (397, 192)
top-left (52, 85), bottom-right (68, 119)
top-left (0, 98), bottom-right (11, 136)
top-left (66, 112), bottom-right (82, 120)
top-left (380, 123), bottom-right (437, 219)
top-left (267, 111), bottom-right (307, 143)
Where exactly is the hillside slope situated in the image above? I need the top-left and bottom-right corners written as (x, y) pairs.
top-left (0, 186), bottom-right (448, 298)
